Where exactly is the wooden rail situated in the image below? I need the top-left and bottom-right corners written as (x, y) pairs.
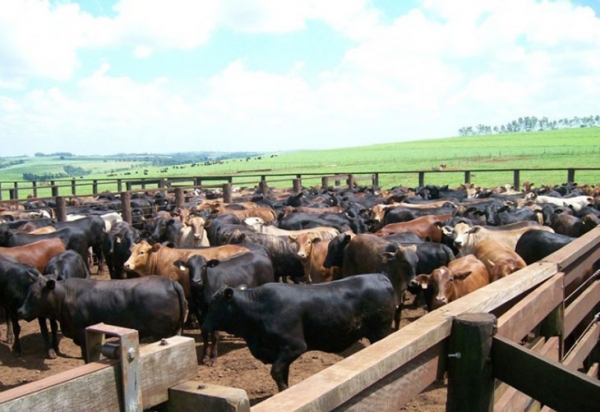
top-left (253, 227), bottom-right (600, 411)
top-left (2, 167), bottom-right (598, 201)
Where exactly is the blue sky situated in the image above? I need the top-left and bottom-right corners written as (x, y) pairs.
top-left (1, 0), bottom-right (599, 156)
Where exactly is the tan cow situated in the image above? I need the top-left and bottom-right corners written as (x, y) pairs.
top-left (452, 223), bottom-right (554, 256)
top-left (413, 254), bottom-right (489, 310)
top-left (473, 238), bottom-right (527, 282)
top-left (123, 240), bottom-right (249, 297)
top-left (244, 217), bottom-right (340, 238)
top-left (288, 233), bottom-right (339, 283)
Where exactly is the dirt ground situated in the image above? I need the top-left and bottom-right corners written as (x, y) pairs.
top-left (0, 266), bottom-right (447, 410)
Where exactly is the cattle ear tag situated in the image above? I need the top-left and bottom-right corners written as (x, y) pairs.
top-left (116, 237), bottom-right (122, 244)
top-left (179, 265), bottom-right (186, 271)
top-left (421, 283), bottom-right (428, 289)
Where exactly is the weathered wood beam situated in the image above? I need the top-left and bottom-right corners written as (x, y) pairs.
top-left (564, 279), bottom-right (600, 338)
top-left (0, 336), bottom-right (197, 411)
top-left (492, 335), bottom-right (600, 412)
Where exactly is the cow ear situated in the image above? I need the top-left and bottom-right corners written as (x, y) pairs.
top-left (207, 259), bottom-right (220, 268)
top-left (46, 279), bottom-right (56, 290)
top-left (151, 243), bottom-right (161, 252)
top-left (288, 235), bottom-right (297, 242)
top-left (341, 233), bottom-right (352, 246)
top-left (469, 226), bottom-right (482, 234)
top-left (173, 260), bottom-right (185, 269)
top-left (453, 271), bottom-right (472, 280)
top-left (442, 226), bottom-right (454, 236)
top-left (380, 251), bottom-right (396, 263)
top-left (433, 221), bottom-right (444, 228)
top-left (312, 237), bottom-right (322, 244)
top-left (224, 287), bottom-right (234, 301)
top-left (115, 235), bottom-right (122, 244)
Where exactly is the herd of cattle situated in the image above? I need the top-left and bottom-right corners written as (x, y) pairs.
top-left (0, 181), bottom-right (599, 391)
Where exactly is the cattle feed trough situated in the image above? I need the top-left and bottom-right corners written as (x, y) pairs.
top-left (1, 228), bottom-right (598, 411)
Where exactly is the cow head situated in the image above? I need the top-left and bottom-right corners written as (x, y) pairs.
top-left (18, 273), bottom-right (56, 322)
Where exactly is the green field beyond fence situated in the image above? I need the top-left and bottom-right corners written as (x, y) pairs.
top-left (1, 128), bottom-right (599, 199)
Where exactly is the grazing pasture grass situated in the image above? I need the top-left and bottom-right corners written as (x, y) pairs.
top-left (1, 128), bottom-right (599, 199)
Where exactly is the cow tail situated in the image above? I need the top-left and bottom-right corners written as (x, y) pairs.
top-left (174, 281), bottom-right (187, 336)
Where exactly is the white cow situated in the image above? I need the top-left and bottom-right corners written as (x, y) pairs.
top-left (243, 217), bottom-right (340, 238)
top-left (533, 195), bottom-right (593, 213)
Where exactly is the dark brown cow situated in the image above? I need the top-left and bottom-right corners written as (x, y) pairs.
top-left (413, 254), bottom-right (489, 310)
top-left (375, 213), bottom-right (453, 242)
top-left (0, 238), bottom-right (66, 273)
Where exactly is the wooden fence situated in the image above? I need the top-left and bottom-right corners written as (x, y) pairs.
top-left (2, 167), bottom-right (599, 201)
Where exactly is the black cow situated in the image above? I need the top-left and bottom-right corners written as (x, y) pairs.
top-left (38, 250), bottom-right (91, 358)
top-left (514, 230), bottom-right (575, 265)
top-left (202, 274), bottom-right (395, 391)
top-left (150, 216), bottom-right (184, 245)
top-left (175, 252), bottom-right (274, 365)
top-left (223, 230), bottom-right (305, 283)
top-left (18, 275), bottom-right (187, 361)
top-left (103, 221), bottom-right (139, 279)
top-left (0, 255), bottom-right (41, 356)
top-left (55, 216), bottom-right (106, 271)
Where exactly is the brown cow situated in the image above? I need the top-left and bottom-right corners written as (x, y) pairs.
top-left (413, 254), bottom-right (489, 310)
top-left (0, 238), bottom-right (66, 273)
top-left (123, 240), bottom-right (249, 298)
top-left (289, 233), bottom-right (339, 283)
top-left (375, 213), bottom-right (453, 242)
top-left (473, 238), bottom-right (527, 282)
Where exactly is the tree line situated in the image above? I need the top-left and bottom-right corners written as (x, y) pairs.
top-left (22, 165), bottom-right (91, 182)
top-left (458, 115), bottom-right (600, 136)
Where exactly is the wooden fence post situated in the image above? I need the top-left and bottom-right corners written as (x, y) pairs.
top-left (55, 197), bottom-right (67, 222)
top-left (117, 179), bottom-right (122, 192)
top-left (12, 182), bottom-right (19, 200)
top-left (121, 192), bottom-right (132, 225)
top-left (372, 173), bottom-right (379, 188)
top-left (194, 177), bottom-right (201, 187)
top-left (259, 179), bottom-right (268, 195)
top-left (513, 170), bottom-right (520, 190)
top-left (418, 172), bottom-right (425, 188)
top-left (51, 181), bottom-right (59, 197)
top-left (175, 188), bottom-right (185, 209)
top-left (9, 188), bottom-right (17, 200)
top-left (321, 177), bottom-right (329, 189)
top-left (92, 180), bottom-right (98, 195)
top-left (71, 179), bottom-right (77, 196)
top-left (347, 174), bottom-right (354, 189)
top-left (464, 171), bottom-right (471, 185)
top-left (32, 181), bottom-right (37, 198)
top-left (223, 183), bottom-right (232, 203)
top-left (446, 313), bottom-right (497, 412)
top-left (567, 168), bottom-right (575, 183)
top-left (0, 182), bottom-right (2, 200)
top-left (293, 178), bottom-right (302, 194)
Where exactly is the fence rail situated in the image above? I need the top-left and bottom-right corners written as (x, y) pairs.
top-left (2, 167), bottom-right (599, 201)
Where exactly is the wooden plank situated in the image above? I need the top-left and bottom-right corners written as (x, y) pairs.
top-left (587, 363), bottom-right (599, 378)
top-left (492, 335), bottom-right (600, 412)
top-left (332, 342), bottom-right (444, 411)
top-left (496, 273), bottom-right (563, 342)
top-left (253, 262), bottom-right (558, 412)
top-left (494, 337), bottom-right (558, 412)
top-left (563, 323), bottom-right (600, 371)
top-left (564, 279), bottom-right (600, 338)
top-left (564, 249), bottom-right (600, 291)
top-left (542, 226), bottom-right (600, 270)
top-left (0, 336), bottom-right (197, 411)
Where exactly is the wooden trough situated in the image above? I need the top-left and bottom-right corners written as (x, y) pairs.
top-left (0, 230), bottom-right (598, 411)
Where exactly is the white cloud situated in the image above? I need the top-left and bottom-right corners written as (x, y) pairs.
top-left (1, 0), bottom-right (600, 155)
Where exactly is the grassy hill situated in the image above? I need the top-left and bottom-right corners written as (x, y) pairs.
top-left (1, 128), bottom-right (599, 198)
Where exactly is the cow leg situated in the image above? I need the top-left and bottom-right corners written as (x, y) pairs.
top-left (5, 308), bottom-right (14, 344)
top-left (50, 318), bottom-right (59, 358)
top-left (393, 304), bottom-right (402, 331)
top-left (201, 330), bottom-right (220, 366)
top-left (37, 317), bottom-right (57, 359)
top-left (93, 242), bottom-right (104, 272)
top-left (9, 311), bottom-right (22, 356)
top-left (271, 343), bottom-right (306, 392)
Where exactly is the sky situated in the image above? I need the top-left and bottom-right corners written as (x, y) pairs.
top-left (1, 0), bottom-right (600, 157)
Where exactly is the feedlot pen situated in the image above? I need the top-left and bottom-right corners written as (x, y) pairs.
top-left (0, 233), bottom-right (599, 411)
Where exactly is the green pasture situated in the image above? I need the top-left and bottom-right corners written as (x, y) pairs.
top-left (1, 128), bottom-right (599, 199)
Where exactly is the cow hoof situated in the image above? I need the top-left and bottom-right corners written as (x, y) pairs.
top-left (47, 349), bottom-right (57, 359)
